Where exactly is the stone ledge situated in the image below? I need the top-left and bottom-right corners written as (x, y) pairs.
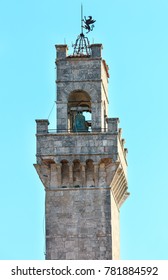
top-left (45, 187), bottom-right (111, 192)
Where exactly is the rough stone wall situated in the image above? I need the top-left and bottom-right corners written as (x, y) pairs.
top-left (36, 132), bottom-right (118, 163)
top-left (46, 188), bottom-right (112, 260)
top-left (57, 59), bottom-right (101, 83)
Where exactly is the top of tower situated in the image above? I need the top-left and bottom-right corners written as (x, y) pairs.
top-left (73, 5), bottom-right (96, 56)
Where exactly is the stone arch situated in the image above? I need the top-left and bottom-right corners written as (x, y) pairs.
top-left (63, 83), bottom-right (97, 100)
top-left (61, 160), bottom-right (69, 186)
top-left (58, 82), bottom-right (102, 132)
top-left (68, 90), bottom-right (92, 132)
top-left (68, 90), bottom-right (91, 104)
top-left (99, 158), bottom-right (112, 165)
top-left (86, 159), bottom-right (94, 187)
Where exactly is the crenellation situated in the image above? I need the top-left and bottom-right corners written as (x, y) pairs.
top-left (55, 44), bottom-right (68, 59)
top-left (36, 119), bottom-right (49, 134)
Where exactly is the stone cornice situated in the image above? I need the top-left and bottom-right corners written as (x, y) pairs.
top-left (110, 163), bottom-right (129, 209)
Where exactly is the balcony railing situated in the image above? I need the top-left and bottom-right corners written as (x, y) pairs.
top-left (36, 118), bottom-right (119, 134)
top-left (47, 128), bottom-right (110, 134)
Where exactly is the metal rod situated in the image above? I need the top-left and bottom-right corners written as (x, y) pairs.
top-left (81, 3), bottom-right (83, 34)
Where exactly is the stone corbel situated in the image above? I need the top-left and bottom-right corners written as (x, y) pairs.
top-left (80, 162), bottom-right (86, 187)
top-left (68, 162), bottom-right (74, 186)
top-left (93, 163), bottom-right (99, 186)
top-left (56, 163), bottom-right (62, 187)
top-left (33, 163), bottom-right (50, 189)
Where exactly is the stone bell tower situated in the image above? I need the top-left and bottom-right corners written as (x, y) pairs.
top-left (34, 37), bottom-right (129, 259)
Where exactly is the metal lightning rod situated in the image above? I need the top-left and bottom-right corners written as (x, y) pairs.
top-left (81, 3), bottom-right (83, 34)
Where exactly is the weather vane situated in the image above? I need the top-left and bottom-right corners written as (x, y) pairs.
top-left (73, 4), bottom-right (96, 55)
top-left (82, 16), bottom-right (96, 34)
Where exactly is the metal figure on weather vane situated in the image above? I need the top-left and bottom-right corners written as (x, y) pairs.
top-left (82, 16), bottom-right (96, 33)
top-left (73, 5), bottom-right (96, 55)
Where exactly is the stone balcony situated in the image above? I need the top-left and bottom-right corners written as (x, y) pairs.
top-left (35, 118), bottom-right (127, 167)
top-left (35, 118), bottom-right (129, 208)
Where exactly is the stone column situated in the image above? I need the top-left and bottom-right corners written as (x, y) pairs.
top-left (56, 101), bottom-right (68, 132)
top-left (91, 101), bottom-right (102, 131)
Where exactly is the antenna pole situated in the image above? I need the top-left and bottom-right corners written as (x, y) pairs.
top-left (81, 3), bottom-right (83, 34)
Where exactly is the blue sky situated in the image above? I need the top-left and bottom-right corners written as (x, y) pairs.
top-left (0, 0), bottom-right (168, 260)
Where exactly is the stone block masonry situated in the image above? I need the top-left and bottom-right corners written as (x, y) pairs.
top-left (46, 188), bottom-right (112, 260)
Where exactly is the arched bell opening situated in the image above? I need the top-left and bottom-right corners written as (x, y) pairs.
top-left (68, 90), bottom-right (92, 132)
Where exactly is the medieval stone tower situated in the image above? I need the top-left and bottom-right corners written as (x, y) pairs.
top-left (34, 40), bottom-right (129, 259)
